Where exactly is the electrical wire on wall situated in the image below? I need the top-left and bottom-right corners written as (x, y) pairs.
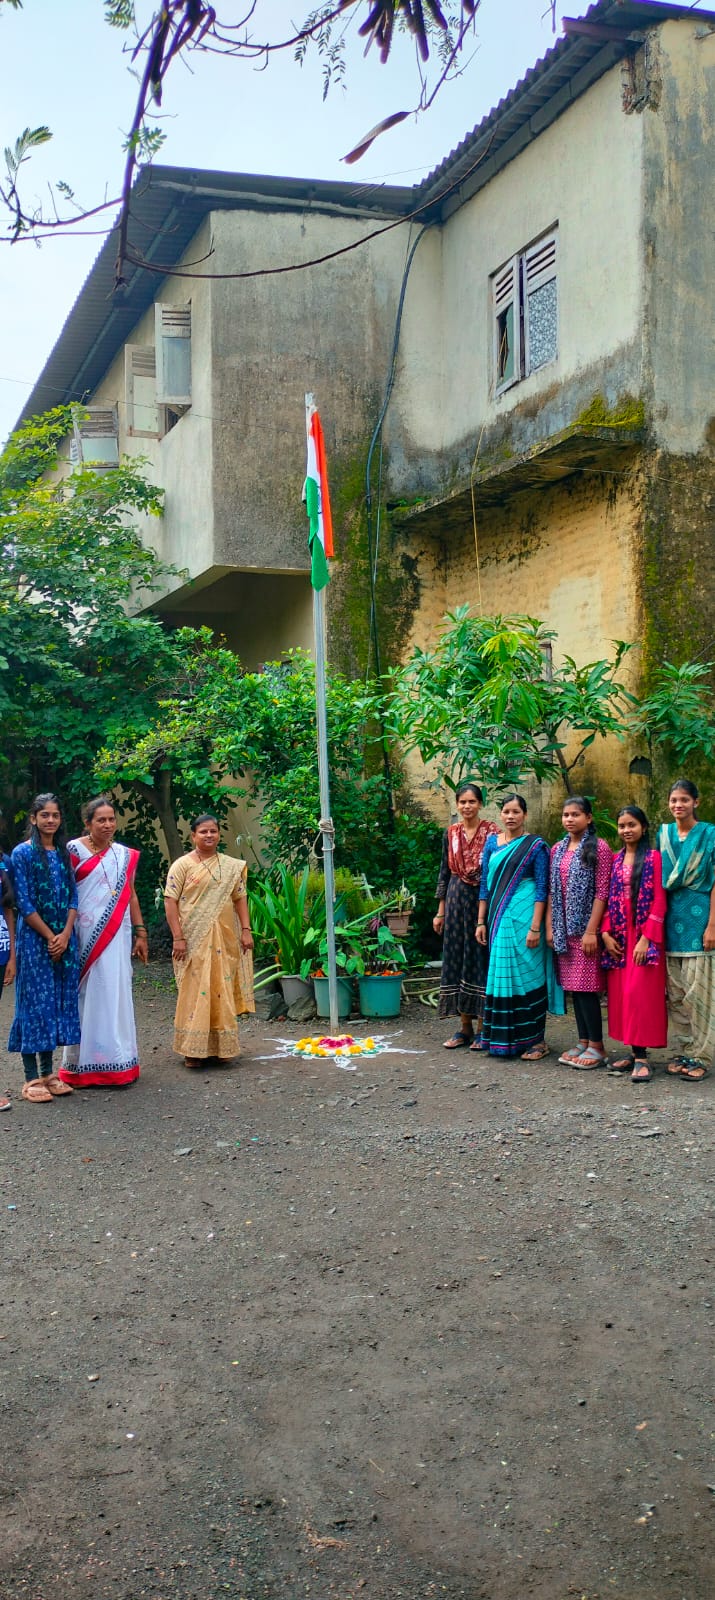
top-left (363, 223), bottom-right (431, 827)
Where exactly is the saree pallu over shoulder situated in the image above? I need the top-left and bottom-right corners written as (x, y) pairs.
top-left (166, 853), bottom-right (255, 1061)
top-left (59, 839), bottom-right (141, 1087)
top-left (479, 835), bottom-right (555, 1058)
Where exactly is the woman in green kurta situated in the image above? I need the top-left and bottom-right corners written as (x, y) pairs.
top-left (657, 780), bottom-right (715, 1080)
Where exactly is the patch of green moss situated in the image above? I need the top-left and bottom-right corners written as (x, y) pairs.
top-left (574, 393), bottom-right (645, 430)
top-left (328, 432), bottom-right (420, 681)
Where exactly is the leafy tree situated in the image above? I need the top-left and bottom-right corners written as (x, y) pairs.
top-left (632, 661), bottom-right (715, 773)
top-left (99, 640), bottom-right (443, 948)
top-left (99, 644), bottom-right (386, 868)
top-left (382, 607), bottom-right (636, 797)
top-left (0, 408), bottom-right (206, 856)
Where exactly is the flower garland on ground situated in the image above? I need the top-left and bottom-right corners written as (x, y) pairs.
top-left (294, 1034), bottom-right (382, 1059)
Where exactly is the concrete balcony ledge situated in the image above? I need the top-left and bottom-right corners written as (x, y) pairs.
top-left (390, 424), bottom-right (645, 534)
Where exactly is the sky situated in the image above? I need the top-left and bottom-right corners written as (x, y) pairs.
top-left (0, 0), bottom-right (684, 443)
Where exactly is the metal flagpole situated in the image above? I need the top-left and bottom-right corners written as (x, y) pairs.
top-left (306, 393), bottom-right (339, 1034)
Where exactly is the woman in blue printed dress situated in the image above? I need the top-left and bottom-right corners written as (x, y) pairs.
top-left (0, 863), bottom-right (15, 1111)
top-left (8, 794), bottom-right (80, 1103)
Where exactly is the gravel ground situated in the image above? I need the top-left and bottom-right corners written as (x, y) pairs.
top-left (0, 963), bottom-right (713, 1600)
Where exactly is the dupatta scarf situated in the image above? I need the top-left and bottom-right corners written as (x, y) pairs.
top-left (658, 820), bottom-right (715, 892)
top-left (601, 849), bottom-right (660, 969)
top-left (549, 834), bottom-right (597, 954)
top-left (447, 819), bottom-right (494, 886)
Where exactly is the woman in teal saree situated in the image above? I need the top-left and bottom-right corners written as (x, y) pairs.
top-left (476, 795), bottom-right (552, 1059)
top-left (657, 779), bottom-right (715, 1080)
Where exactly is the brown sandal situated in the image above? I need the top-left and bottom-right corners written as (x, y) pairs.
top-left (21, 1080), bottom-right (53, 1103)
top-left (521, 1043), bottom-right (550, 1061)
top-left (43, 1074), bottom-right (73, 1096)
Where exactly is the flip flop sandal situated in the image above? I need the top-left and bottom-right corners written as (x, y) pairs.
top-left (21, 1080), bottom-right (53, 1103)
top-left (608, 1057), bottom-right (634, 1075)
top-left (558, 1045), bottom-right (589, 1066)
top-left (0, 1096), bottom-right (11, 1112)
top-left (443, 1032), bottom-right (473, 1050)
top-left (666, 1056), bottom-right (689, 1075)
top-left (570, 1048), bottom-right (607, 1070)
top-left (43, 1074), bottom-right (73, 1096)
top-left (521, 1043), bottom-right (551, 1061)
top-left (469, 1038), bottom-right (489, 1052)
top-left (680, 1062), bottom-right (709, 1081)
top-left (631, 1060), bottom-right (653, 1083)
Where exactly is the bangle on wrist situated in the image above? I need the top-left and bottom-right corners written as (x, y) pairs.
top-left (132, 924), bottom-right (146, 932)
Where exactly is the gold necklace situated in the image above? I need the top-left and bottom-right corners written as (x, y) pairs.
top-left (198, 852), bottom-right (222, 883)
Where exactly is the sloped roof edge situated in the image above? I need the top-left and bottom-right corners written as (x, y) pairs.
top-left (16, 0), bottom-right (714, 429)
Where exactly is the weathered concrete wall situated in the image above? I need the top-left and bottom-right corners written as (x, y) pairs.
top-left (637, 18), bottom-right (715, 800)
top-left (642, 19), bottom-right (715, 455)
top-left (88, 219), bottom-right (215, 581)
top-left (401, 465), bottom-right (645, 829)
top-left (388, 61), bottom-right (645, 491)
top-left (86, 207), bottom-right (417, 671)
top-left (208, 207), bottom-right (416, 577)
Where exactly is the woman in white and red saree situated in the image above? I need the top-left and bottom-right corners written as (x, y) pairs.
top-left (59, 797), bottom-right (148, 1088)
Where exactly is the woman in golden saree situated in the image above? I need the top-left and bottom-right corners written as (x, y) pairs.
top-left (164, 814), bottom-right (254, 1067)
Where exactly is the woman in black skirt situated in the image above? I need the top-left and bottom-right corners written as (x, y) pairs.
top-left (434, 783), bottom-right (497, 1048)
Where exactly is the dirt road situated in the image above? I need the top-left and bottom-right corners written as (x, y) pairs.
top-left (1, 965), bottom-right (713, 1599)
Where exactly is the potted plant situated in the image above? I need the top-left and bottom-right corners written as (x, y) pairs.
top-left (380, 883), bottom-right (416, 939)
top-left (355, 923), bottom-right (406, 1018)
top-left (249, 864), bottom-right (327, 1005)
top-left (300, 923), bottom-right (361, 1019)
top-left (305, 914), bottom-right (406, 1019)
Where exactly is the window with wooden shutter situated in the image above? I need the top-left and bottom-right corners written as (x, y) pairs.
top-left (491, 229), bottom-right (558, 393)
top-left (125, 346), bottom-right (158, 437)
top-left (493, 255), bottom-right (521, 394)
top-left (155, 303), bottom-right (192, 407)
top-left (71, 406), bottom-right (119, 469)
top-left (524, 232), bottom-right (558, 374)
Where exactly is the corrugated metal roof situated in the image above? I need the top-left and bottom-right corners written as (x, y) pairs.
top-left (416, 1), bottom-right (715, 211)
top-left (17, 0), bottom-right (714, 428)
top-left (17, 167), bottom-right (415, 426)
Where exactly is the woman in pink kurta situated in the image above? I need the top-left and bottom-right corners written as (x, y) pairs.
top-left (547, 797), bottom-right (612, 1069)
top-left (601, 806), bottom-right (667, 1084)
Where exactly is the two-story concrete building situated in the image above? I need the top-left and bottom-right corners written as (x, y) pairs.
top-left (19, 0), bottom-right (715, 810)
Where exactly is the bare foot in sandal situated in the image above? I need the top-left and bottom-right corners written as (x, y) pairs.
top-left (631, 1058), bottom-right (653, 1083)
top-left (43, 1074), bottom-right (73, 1096)
top-left (21, 1080), bottom-right (53, 1103)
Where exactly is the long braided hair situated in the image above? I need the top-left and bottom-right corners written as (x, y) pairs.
top-left (617, 805), bottom-right (651, 918)
top-left (563, 795), bottom-right (598, 870)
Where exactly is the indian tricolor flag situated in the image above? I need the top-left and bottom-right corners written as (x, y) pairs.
top-left (304, 405), bottom-right (334, 591)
